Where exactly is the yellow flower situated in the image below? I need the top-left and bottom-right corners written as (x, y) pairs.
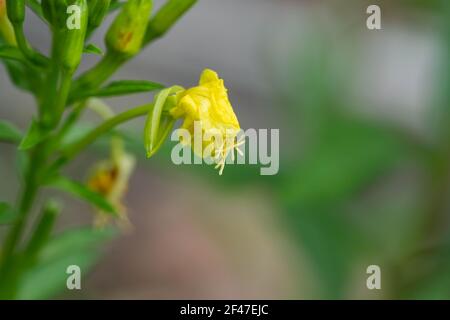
top-left (170, 69), bottom-right (244, 174)
top-left (87, 138), bottom-right (135, 229)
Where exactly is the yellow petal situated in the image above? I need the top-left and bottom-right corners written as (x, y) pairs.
top-left (199, 69), bottom-right (220, 85)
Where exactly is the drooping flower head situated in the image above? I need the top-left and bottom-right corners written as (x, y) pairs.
top-left (169, 69), bottom-right (244, 174)
top-left (87, 138), bottom-right (135, 229)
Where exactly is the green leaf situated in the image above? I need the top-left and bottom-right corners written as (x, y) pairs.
top-left (17, 227), bottom-right (116, 299)
top-left (60, 123), bottom-right (95, 148)
top-left (83, 43), bottom-right (104, 56)
top-left (17, 251), bottom-right (97, 299)
top-left (0, 202), bottom-right (17, 224)
top-left (0, 46), bottom-right (27, 63)
top-left (70, 80), bottom-right (164, 102)
top-left (0, 38), bottom-right (35, 93)
top-left (0, 120), bottom-right (22, 143)
top-left (41, 227), bottom-right (117, 260)
top-left (46, 176), bottom-right (117, 215)
top-left (1, 60), bottom-right (35, 93)
top-left (283, 207), bottom-right (368, 298)
top-left (281, 118), bottom-right (407, 209)
top-left (19, 119), bottom-right (50, 150)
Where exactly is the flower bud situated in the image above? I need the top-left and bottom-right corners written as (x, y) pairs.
top-left (53, 0), bottom-right (88, 72)
top-left (105, 0), bottom-right (152, 57)
top-left (5, 0), bottom-right (25, 24)
top-left (41, 0), bottom-right (71, 28)
top-left (0, 0), bottom-right (16, 45)
top-left (88, 0), bottom-right (111, 29)
top-left (144, 0), bottom-right (196, 45)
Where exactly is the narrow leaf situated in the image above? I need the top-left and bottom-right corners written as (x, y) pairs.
top-left (70, 80), bottom-right (164, 102)
top-left (46, 176), bottom-right (117, 215)
top-left (0, 120), bottom-right (22, 143)
top-left (41, 227), bottom-right (117, 261)
top-left (0, 39), bottom-right (34, 93)
top-left (83, 43), bottom-right (104, 56)
top-left (19, 120), bottom-right (50, 150)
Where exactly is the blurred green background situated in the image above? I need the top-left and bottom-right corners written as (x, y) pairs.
top-left (1, 0), bottom-right (450, 299)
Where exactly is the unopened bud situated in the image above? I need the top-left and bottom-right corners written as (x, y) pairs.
top-left (88, 0), bottom-right (111, 29)
top-left (52, 0), bottom-right (88, 72)
top-left (5, 0), bottom-right (25, 24)
top-left (105, 0), bottom-right (152, 57)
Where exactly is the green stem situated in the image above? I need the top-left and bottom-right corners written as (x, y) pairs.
top-left (0, 37), bottom-right (73, 297)
top-left (56, 103), bottom-right (152, 166)
top-left (0, 142), bottom-right (48, 298)
top-left (57, 101), bottom-right (88, 138)
top-left (55, 70), bottom-right (74, 120)
top-left (12, 24), bottom-right (47, 67)
top-left (39, 65), bottom-right (59, 127)
top-left (72, 52), bottom-right (125, 94)
top-left (24, 200), bottom-right (60, 267)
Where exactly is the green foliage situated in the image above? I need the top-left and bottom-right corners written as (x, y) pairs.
top-left (45, 175), bottom-right (117, 215)
top-left (70, 79), bottom-right (164, 102)
top-left (0, 202), bottom-right (17, 224)
top-left (281, 118), bottom-right (408, 209)
top-left (24, 201), bottom-right (61, 265)
top-left (0, 45), bottom-right (26, 62)
top-left (0, 119), bottom-right (22, 143)
top-left (17, 227), bottom-right (116, 299)
top-left (18, 119), bottom-right (51, 150)
top-left (0, 0), bottom-right (198, 298)
top-left (83, 43), bottom-right (104, 56)
top-left (6, 0), bottom-right (25, 24)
